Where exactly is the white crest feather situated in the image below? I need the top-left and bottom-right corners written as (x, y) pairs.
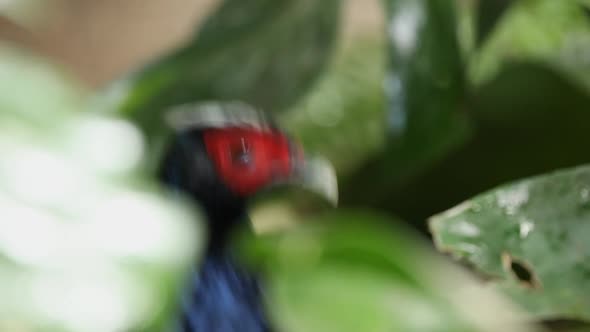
top-left (165, 101), bottom-right (274, 131)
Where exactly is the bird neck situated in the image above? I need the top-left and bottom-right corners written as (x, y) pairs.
top-left (202, 199), bottom-right (248, 256)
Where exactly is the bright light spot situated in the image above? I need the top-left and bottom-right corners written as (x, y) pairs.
top-left (0, 49), bottom-right (199, 332)
top-left (438, 201), bottom-right (473, 219)
top-left (519, 218), bottom-right (535, 238)
top-left (0, 146), bottom-right (91, 208)
top-left (388, 4), bottom-right (423, 56)
top-left (83, 192), bottom-right (197, 263)
top-left (0, 197), bottom-right (64, 266)
top-left (450, 220), bottom-right (480, 237)
top-left (454, 243), bottom-right (479, 255)
top-left (66, 116), bottom-right (144, 174)
top-left (496, 184), bottom-right (529, 215)
top-left (30, 271), bottom-right (141, 332)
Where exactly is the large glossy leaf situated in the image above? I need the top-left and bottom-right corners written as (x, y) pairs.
top-left (341, 0), bottom-right (469, 211)
top-left (239, 211), bottom-right (538, 332)
top-left (430, 165), bottom-right (590, 321)
top-left (110, 0), bottom-right (341, 144)
top-left (0, 44), bottom-right (201, 332)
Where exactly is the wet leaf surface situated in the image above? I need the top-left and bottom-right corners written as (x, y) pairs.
top-left (430, 164), bottom-right (590, 321)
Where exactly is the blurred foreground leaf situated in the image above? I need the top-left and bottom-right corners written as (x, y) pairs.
top-left (109, 0), bottom-right (341, 145)
top-left (240, 211), bottom-right (538, 332)
top-left (430, 165), bottom-right (590, 321)
top-left (0, 45), bottom-right (201, 332)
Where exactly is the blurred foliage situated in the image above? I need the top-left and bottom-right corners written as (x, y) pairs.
top-left (468, 0), bottom-right (590, 88)
top-left (369, 61), bottom-right (590, 225)
top-left (109, 0), bottom-right (341, 153)
top-left (474, 0), bottom-right (512, 47)
top-left (0, 44), bottom-right (88, 124)
top-left (106, 0), bottom-right (590, 328)
top-left (0, 44), bottom-right (201, 332)
top-left (431, 165), bottom-right (590, 321)
top-left (4, 0), bottom-right (590, 330)
top-left (339, 0), bottom-right (590, 227)
top-left (239, 211), bottom-right (537, 332)
top-left (342, 0), bottom-right (469, 212)
top-left (279, 37), bottom-right (387, 176)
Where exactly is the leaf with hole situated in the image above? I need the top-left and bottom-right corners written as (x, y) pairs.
top-left (430, 164), bottom-right (590, 321)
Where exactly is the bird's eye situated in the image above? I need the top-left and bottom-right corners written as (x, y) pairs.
top-left (230, 138), bottom-right (254, 169)
top-left (232, 150), bottom-right (252, 167)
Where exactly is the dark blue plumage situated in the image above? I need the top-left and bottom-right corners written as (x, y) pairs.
top-left (179, 254), bottom-right (271, 332)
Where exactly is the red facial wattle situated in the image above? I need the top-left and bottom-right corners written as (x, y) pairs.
top-left (203, 127), bottom-right (298, 196)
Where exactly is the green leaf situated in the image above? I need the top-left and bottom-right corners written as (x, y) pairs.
top-left (339, 1), bottom-right (590, 226)
top-left (469, 0), bottom-right (590, 89)
top-left (473, 0), bottom-right (513, 47)
top-left (280, 37), bottom-right (387, 176)
top-left (111, 0), bottom-right (341, 144)
top-left (0, 45), bottom-right (88, 125)
top-left (430, 164), bottom-right (590, 321)
top-left (341, 0), bottom-right (469, 210)
top-left (0, 44), bottom-right (201, 332)
top-left (361, 62), bottom-right (590, 225)
top-left (239, 211), bottom-right (538, 332)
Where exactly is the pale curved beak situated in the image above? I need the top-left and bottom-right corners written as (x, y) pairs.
top-left (291, 154), bottom-right (339, 206)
